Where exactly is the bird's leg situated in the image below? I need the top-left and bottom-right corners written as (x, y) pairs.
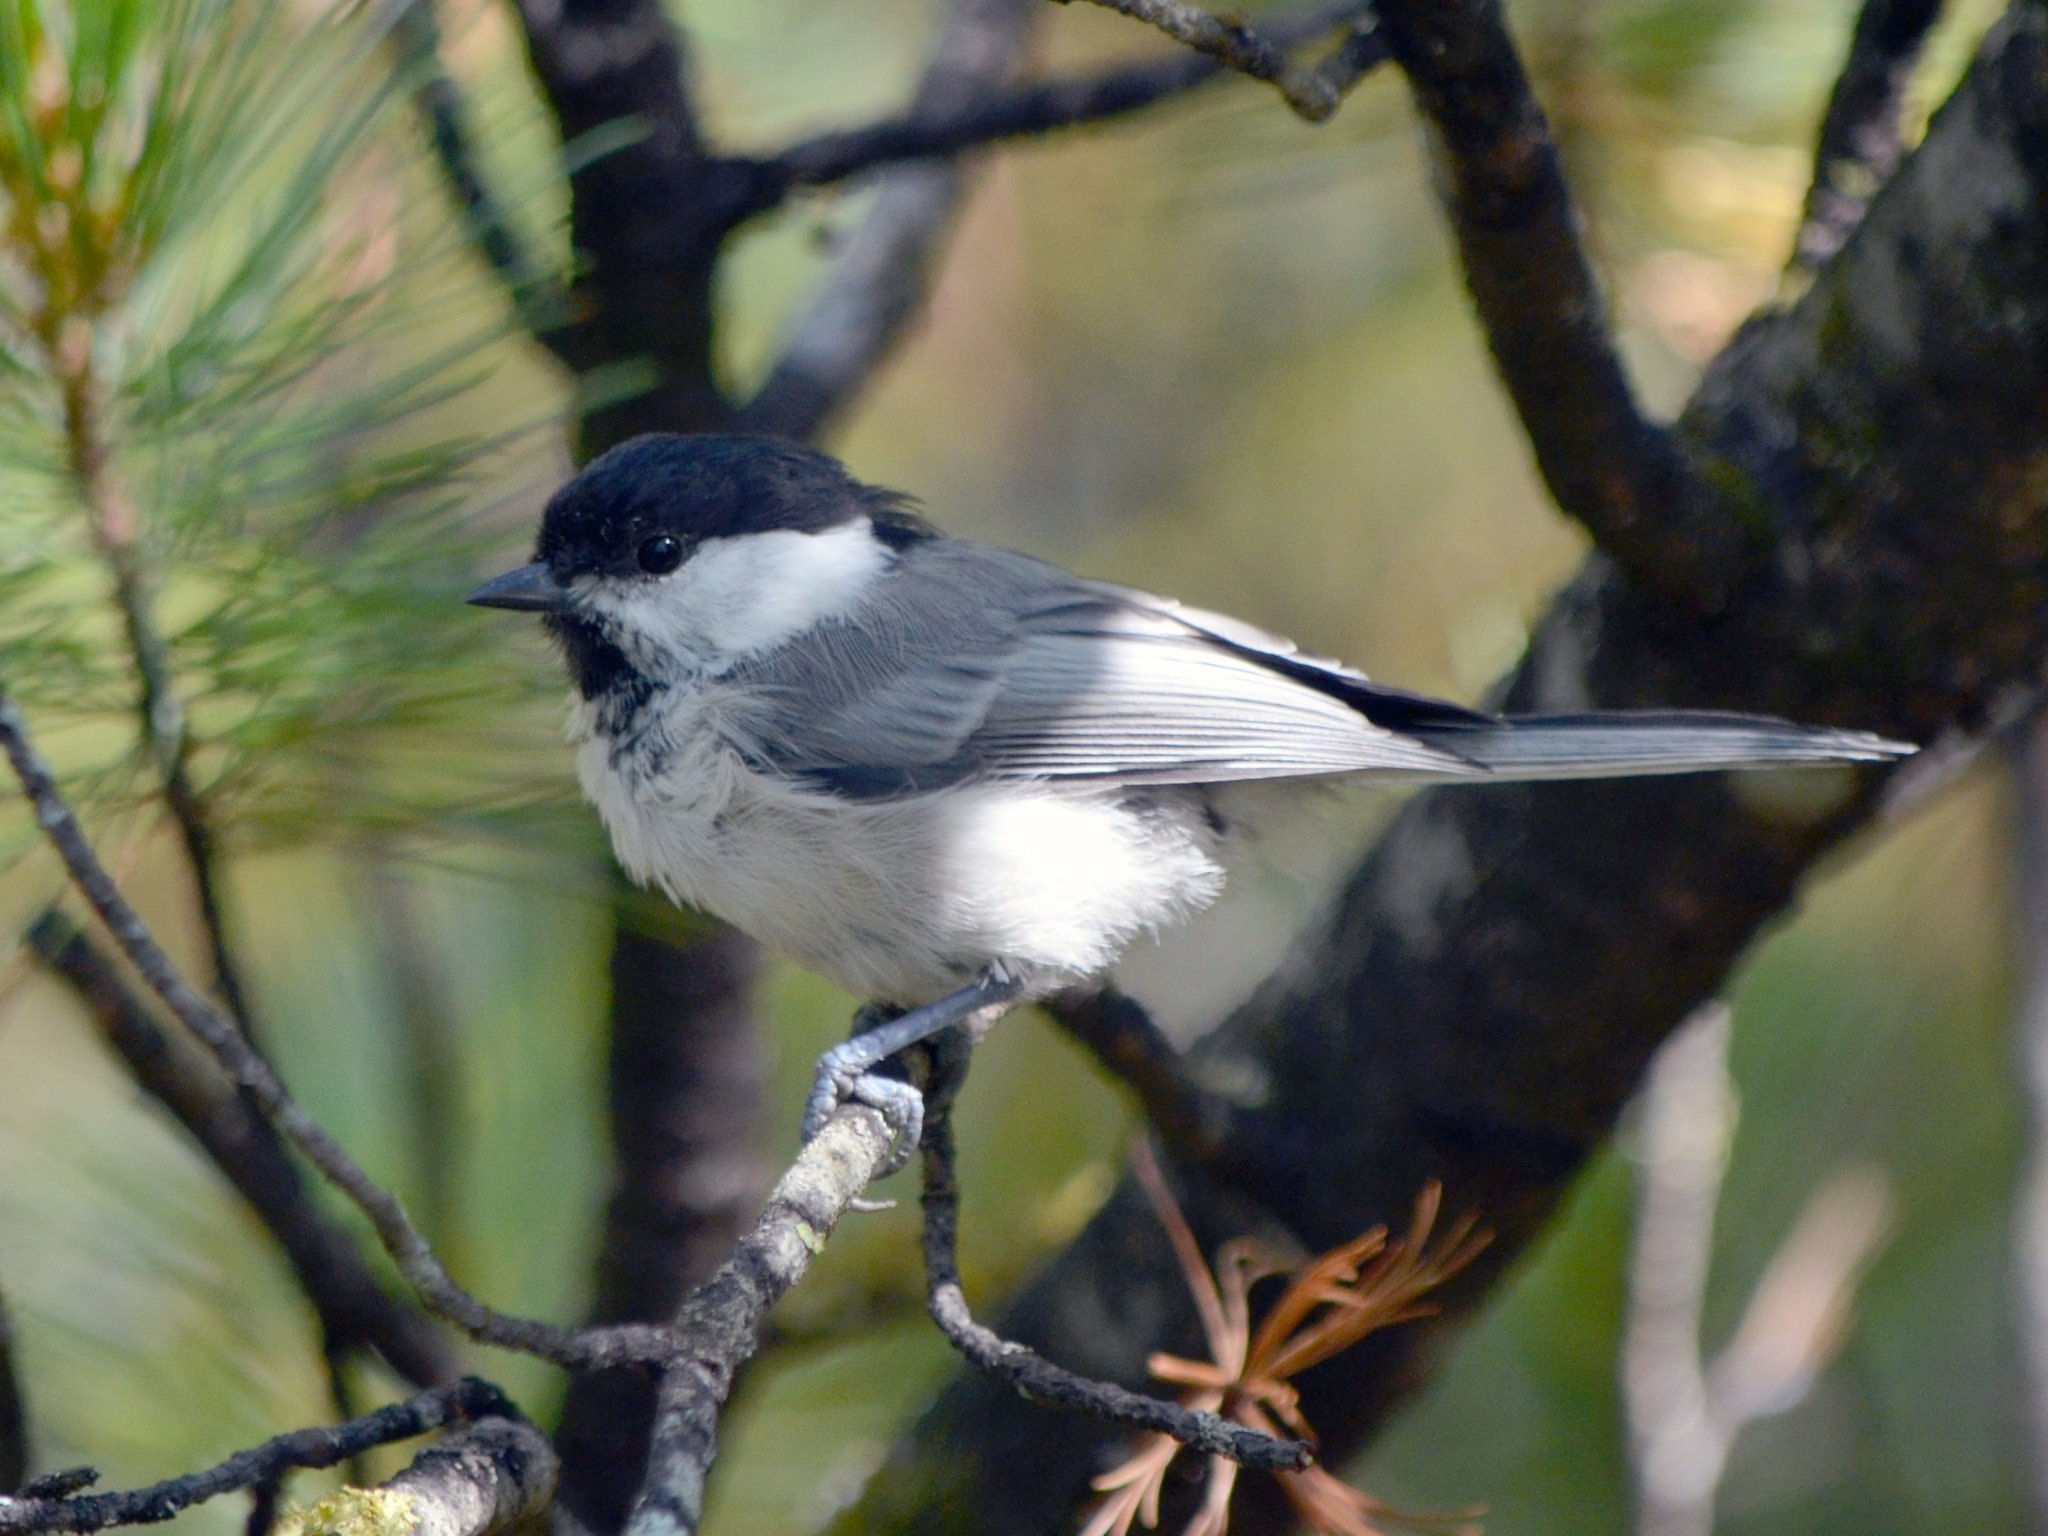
top-left (804, 969), bottom-right (1023, 1175)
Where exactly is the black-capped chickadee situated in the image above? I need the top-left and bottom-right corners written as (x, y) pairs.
top-left (470, 434), bottom-right (1912, 1161)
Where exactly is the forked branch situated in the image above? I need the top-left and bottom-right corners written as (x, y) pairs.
top-left (0, 693), bottom-right (661, 1373)
top-left (0, 1379), bottom-right (527, 1535)
top-left (1372, 0), bottom-right (1741, 606)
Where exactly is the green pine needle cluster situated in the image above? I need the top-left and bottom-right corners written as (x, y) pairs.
top-left (0, 0), bottom-right (573, 864)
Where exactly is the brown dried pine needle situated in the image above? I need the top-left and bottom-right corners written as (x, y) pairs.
top-left (1080, 1144), bottom-right (1492, 1536)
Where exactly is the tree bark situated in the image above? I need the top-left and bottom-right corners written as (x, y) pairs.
top-left (843, 5), bottom-right (2048, 1530)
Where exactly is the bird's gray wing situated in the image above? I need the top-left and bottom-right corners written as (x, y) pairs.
top-left (727, 541), bottom-right (1484, 797)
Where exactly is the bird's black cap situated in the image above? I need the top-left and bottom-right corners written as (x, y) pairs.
top-left (530, 433), bottom-right (931, 583)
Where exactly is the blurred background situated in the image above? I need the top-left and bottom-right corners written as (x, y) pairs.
top-left (0, 0), bottom-right (2024, 1532)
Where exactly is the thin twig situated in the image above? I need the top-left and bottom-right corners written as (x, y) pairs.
top-left (0, 692), bottom-right (666, 1373)
top-left (0, 1379), bottom-right (519, 1534)
top-left (916, 1066), bottom-right (1309, 1475)
top-left (1043, 983), bottom-right (1229, 1164)
top-left (738, 0), bottom-right (1041, 442)
top-left (27, 912), bottom-right (459, 1390)
top-left (1791, 0), bottom-right (1945, 276)
top-left (61, 371), bottom-right (256, 1033)
top-left (621, 1106), bottom-right (903, 1536)
top-left (739, 1), bottom-right (1378, 205)
top-left (390, 0), bottom-right (571, 355)
top-left (1372, 0), bottom-right (1740, 608)
top-left (1059, 0), bottom-right (1373, 121)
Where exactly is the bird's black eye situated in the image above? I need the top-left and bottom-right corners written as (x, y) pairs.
top-left (637, 534), bottom-right (684, 575)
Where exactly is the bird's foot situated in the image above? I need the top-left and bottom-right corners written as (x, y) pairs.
top-left (803, 1043), bottom-right (925, 1178)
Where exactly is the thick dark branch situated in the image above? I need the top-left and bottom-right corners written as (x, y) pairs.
top-left (917, 1096), bottom-right (1307, 1473)
top-left (553, 910), bottom-right (764, 1536)
top-left (27, 912), bottom-right (458, 1391)
top-left (1372, 0), bottom-right (1741, 608)
top-left (1793, 0), bottom-right (1945, 275)
top-left (1062, 0), bottom-right (1375, 121)
top-left (620, 1106), bottom-right (900, 1536)
top-left (741, 2), bottom-right (1377, 205)
top-left (0, 1379), bottom-right (520, 1534)
top-left (0, 697), bottom-right (667, 1373)
top-left (510, 0), bottom-right (744, 448)
top-left (737, 0), bottom-right (1040, 443)
top-left (851, 7), bottom-right (2048, 1530)
top-left (0, 1285), bottom-right (24, 1494)
top-left (392, 0), bottom-right (571, 353)
top-left (1043, 984), bottom-right (1230, 1163)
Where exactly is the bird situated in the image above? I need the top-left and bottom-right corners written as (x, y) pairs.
top-left (469, 432), bottom-right (1914, 1162)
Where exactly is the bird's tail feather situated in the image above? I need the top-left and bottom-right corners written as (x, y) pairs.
top-left (1407, 711), bottom-right (1914, 781)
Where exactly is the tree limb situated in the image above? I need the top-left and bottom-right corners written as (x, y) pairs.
top-left (26, 912), bottom-right (459, 1392)
top-left (1043, 984), bottom-right (1230, 1165)
top-left (735, 1), bottom-right (1378, 208)
top-left (0, 1379), bottom-right (523, 1534)
top-left (391, 0), bottom-right (571, 352)
top-left (618, 1106), bottom-right (901, 1536)
top-left (552, 910), bottom-right (764, 1536)
top-left (845, 6), bottom-right (2048, 1529)
top-left (0, 695), bottom-right (668, 1373)
top-left (1793, 0), bottom-right (1946, 276)
top-left (737, 0), bottom-right (1041, 443)
top-left (1372, 0), bottom-right (1741, 608)
top-left (509, 0), bottom-right (750, 450)
top-left (285, 1418), bottom-right (559, 1536)
top-left (1060, 0), bottom-right (1376, 121)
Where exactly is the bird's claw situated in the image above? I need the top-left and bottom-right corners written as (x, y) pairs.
top-left (802, 1043), bottom-right (924, 1179)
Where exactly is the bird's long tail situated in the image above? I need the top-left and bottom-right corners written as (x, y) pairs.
top-left (1404, 711), bottom-right (1914, 780)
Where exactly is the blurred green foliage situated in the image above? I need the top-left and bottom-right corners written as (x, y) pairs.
top-left (0, 1), bottom-right (2028, 1534)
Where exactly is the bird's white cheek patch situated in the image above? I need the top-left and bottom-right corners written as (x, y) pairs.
top-left (581, 520), bottom-right (892, 669)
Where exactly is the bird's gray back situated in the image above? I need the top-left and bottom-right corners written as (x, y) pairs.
top-left (725, 539), bottom-right (1480, 797)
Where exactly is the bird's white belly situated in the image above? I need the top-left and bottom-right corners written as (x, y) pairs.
top-left (575, 701), bottom-right (1225, 1004)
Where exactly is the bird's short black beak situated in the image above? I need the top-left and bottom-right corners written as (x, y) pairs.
top-left (466, 562), bottom-right (567, 613)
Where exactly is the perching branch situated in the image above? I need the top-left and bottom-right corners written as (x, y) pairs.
top-left (0, 692), bottom-right (666, 1374)
top-left (26, 912), bottom-right (459, 1392)
top-left (738, 0), bottom-right (1041, 443)
top-left (283, 1418), bottom-right (559, 1536)
top-left (1060, 0), bottom-right (1376, 122)
top-left (917, 1083), bottom-right (1309, 1473)
top-left (391, 0), bottom-right (571, 352)
top-left (618, 1106), bottom-right (903, 1536)
top-left (1793, 0), bottom-right (1946, 275)
top-left (0, 1379), bottom-right (521, 1534)
top-left (743, 1), bottom-right (1378, 206)
top-left (1371, 0), bottom-right (1741, 608)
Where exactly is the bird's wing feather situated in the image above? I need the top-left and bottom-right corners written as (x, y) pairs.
top-left (726, 541), bottom-right (1482, 797)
